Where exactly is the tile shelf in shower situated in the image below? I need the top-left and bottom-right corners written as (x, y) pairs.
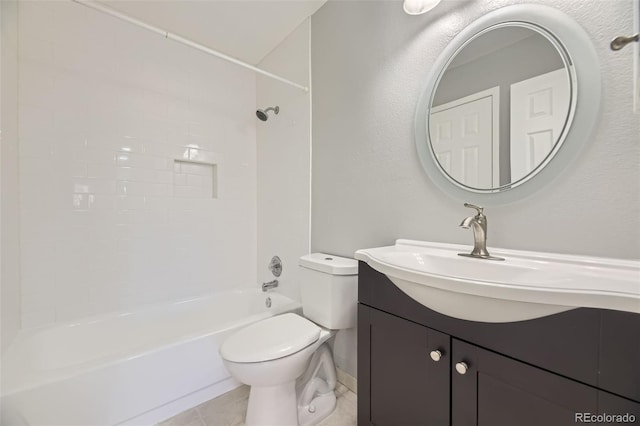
top-left (173, 159), bottom-right (218, 199)
top-left (175, 158), bottom-right (217, 166)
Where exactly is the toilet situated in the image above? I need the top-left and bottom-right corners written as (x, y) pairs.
top-left (220, 253), bottom-right (358, 426)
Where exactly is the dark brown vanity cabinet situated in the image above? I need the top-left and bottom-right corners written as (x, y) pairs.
top-left (357, 262), bottom-right (640, 426)
top-left (451, 339), bottom-right (597, 426)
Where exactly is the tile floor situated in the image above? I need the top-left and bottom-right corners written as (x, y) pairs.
top-left (158, 383), bottom-right (357, 426)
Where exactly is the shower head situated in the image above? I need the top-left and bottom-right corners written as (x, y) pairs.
top-left (256, 106), bottom-right (279, 121)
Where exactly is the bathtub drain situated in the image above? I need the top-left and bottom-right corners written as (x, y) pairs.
top-left (265, 297), bottom-right (272, 308)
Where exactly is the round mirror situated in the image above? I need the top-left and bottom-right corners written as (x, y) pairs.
top-left (429, 23), bottom-right (573, 192)
top-left (415, 5), bottom-right (601, 204)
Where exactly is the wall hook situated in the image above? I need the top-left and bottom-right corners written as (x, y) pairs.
top-left (610, 33), bottom-right (639, 51)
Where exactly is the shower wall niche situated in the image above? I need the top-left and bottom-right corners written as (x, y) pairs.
top-left (18, 0), bottom-right (257, 327)
top-left (173, 160), bottom-right (218, 199)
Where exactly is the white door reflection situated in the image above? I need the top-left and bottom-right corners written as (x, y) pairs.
top-left (510, 68), bottom-right (570, 182)
top-left (430, 87), bottom-right (499, 188)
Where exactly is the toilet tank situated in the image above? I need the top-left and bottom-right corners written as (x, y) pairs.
top-left (298, 253), bottom-right (358, 330)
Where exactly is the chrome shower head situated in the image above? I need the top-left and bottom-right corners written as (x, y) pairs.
top-left (256, 106), bottom-right (279, 121)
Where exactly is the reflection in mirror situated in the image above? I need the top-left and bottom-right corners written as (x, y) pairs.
top-left (428, 24), bottom-right (572, 191)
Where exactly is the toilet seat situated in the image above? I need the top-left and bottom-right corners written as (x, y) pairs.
top-left (220, 313), bottom-right (321, 363)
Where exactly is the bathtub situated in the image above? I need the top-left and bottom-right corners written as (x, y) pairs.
top-left (1, 289), bottom-right (301, 426)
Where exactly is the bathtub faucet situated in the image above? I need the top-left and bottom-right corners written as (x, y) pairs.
top-left (262, 279), bottom-right (279, 292)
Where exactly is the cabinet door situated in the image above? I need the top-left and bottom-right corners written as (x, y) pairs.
top-left (599, 310), bottom-right (640, 402)
top-left (358, 304), bottom-right (450, 426)
top-left (598, 390), bottom-right (640, 423)
top-left (452, 339), bottom-right (598, 426)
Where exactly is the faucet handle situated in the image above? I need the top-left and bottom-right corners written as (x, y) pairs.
top-left (464, 203), bottom-right (484, 216)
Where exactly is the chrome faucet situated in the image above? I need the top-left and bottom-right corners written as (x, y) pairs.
top-left (458, 203), bottom-right (504, 261)
top-left (262, 279), bottom-right (279, 292)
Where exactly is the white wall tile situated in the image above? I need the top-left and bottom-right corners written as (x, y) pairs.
top-left (21, 309), bottom-right (55, 330)
top-left (19, 104), bottom-right (53, 140)
top-left (256, 21), bottom-right (311, 303)
top-left (56, 302), bottom-right (92, 323)
top-left (18, 33), bottom-right (52, 64)
top-left (0, 1), bottom-right (21, 356)
top-left (116, 195), bottom-right (147, 211)
top-left (88, 164), bottom-right (117, 180)
top-left (18, 0), bottom-right (257, 327)
top-left (18, 63), bottom-right (56, 108)
top-left (88, 194), bottom-right (118, 211)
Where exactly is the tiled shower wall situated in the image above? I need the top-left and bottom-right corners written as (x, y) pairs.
top-left (18, 1), bottom-right (257, 327)
top-left (2, 0), bottom-right (21, 353)
top-left (256, 20), bottom-right (310, 303)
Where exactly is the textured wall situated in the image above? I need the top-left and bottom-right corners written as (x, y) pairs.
top-left (312, 0), bottom-right (639, 259)
top-left (311, 0), bottom-right (640, 376)
top-left (18, 1), bottom-right (257, 327)
top-left (257, 19), bottom-right (311, 302)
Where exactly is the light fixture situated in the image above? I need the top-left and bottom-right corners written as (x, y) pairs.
top-left (403, 0), bottom-right (441, 15)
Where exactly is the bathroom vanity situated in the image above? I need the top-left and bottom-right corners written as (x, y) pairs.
top-left (357, 262), bottom-right (640, 426)
top-left (356, 3), bottom-right (640, 424)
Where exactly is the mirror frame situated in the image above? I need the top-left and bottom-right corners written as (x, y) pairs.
top-left (415, 4), bottom-right (601, 206)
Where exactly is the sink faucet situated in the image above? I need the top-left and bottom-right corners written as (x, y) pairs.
top-left (458, 203), bottom-right (504, 261)
top-left (262, 279), bottom-right (279, 292)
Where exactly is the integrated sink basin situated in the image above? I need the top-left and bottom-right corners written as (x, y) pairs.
top-left (355, 240), bottom-right (640, 322)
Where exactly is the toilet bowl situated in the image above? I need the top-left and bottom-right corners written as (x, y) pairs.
top-left (221, 313), bottom-right (336, 426)
top-left (220, 253), bottom-right (358, 426)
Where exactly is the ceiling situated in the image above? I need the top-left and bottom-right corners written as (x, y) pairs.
top-left (102, 0), bottom-right (327, 65)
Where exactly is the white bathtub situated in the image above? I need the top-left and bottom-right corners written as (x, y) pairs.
top-left (1, 289), bottom-right (300, 426)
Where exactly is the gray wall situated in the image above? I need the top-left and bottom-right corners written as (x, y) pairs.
top-left (311, 0), bottom-right (640, 377)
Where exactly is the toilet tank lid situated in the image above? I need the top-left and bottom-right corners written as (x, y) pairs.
top-left (299, 253), bottom-right (358, 275)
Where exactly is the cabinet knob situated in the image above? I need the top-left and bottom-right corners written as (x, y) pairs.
top-left (430, 350), bottom-right (442, 362)
top-left (455, 362), bottom-right (468, 375)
